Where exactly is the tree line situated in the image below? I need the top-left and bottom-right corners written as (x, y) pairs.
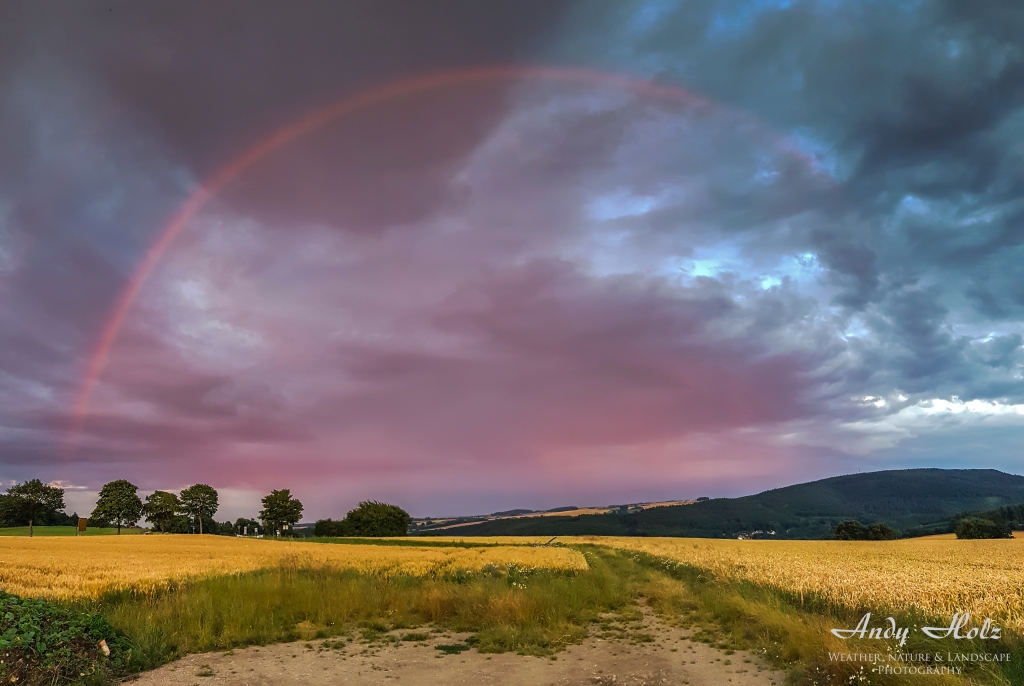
top-left (835, 515), bottom-right (1016, 540)
top-left (2, 479), bottom-right (414, 538)
top-left (0, 479), bottom-right (305, 537)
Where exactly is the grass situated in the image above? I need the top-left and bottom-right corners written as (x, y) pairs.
top-left (303, 536), bottom-right (510, 548)
top-left (0, 526), bottom-right (146, 536)
top-left (10, 541), bottom-right (1021, 686)
top-left (79, 547), bottom-right (635, 672)
top-left (626, 550), bottom-right (1024, 686)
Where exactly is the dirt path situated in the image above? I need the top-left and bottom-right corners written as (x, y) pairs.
top-left (129, 608), bottom-right (784, 686)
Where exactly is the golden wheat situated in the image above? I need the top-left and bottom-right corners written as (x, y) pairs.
top-left (563, 534), bottom-right (1024, 630)
top-left (0, 535), bottom-right (587, 600)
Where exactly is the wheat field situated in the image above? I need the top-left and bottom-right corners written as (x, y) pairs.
top-left (563, 534), bottom-right (1024, 630)
top-left (0, 535), bottom-right (588, 600)
top-left (6, 532), bottom-right (1020, 631)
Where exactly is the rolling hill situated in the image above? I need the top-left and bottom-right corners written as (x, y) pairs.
top-left (420, 468), bottom-right (1024, 539)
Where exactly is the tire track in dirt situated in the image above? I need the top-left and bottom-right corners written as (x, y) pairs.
top-left (130, 605), bottom-right (785, 685)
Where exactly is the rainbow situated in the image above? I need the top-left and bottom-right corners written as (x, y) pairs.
top-left (70, 65), bottom-right (813, 447)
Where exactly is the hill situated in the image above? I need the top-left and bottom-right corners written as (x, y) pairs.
top-left (420, 468), bottom-right (1024, 539)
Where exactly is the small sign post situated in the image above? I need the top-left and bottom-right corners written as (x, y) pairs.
top-left (78, 518), bottom-right (87, 536)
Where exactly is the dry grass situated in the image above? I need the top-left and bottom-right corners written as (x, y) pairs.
top-left (0, 535), bottom-right (587, 600)
top-left (564, 534), bottom-right (1024, 630)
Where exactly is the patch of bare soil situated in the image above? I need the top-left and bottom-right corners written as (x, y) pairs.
top-left (128, 607), bottom-right (784, 686)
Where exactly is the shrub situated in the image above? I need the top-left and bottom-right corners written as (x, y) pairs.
top-left (0, 592), bottom-right (133, 685)
top-left (344, 501), bottom-right (411, 537)
top-left (865, 523), bottom-right (899, 540)
top-left (317, 502), bottom-right (412, 537)
top-left (954, 517), bottom-right (1013, 539)
top-left (834, 520), bottom-right (867, 540)
top-left (834, 520), bottom-right (899, 540)
top-left (313, 518), bottom-right (343, 537)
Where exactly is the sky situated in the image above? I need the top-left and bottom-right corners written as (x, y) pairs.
top-left (2, 0), bottom-right (1023, 522)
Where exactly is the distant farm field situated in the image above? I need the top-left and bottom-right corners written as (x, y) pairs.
top-left (0, 534), bottom-right (588, 599)
top-left (565, 534), bottom-right (1024, 631)
top-left (0, 526), bottom-right (145, 536)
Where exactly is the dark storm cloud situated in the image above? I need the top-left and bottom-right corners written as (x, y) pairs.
top-left (223, 84), bottom-right (522, 233)
top-left (0, 0), bottom-right (572, 487)
top-left (608, 1), bottom-right (1024, 256)
top-left (568, 0), bottom-right (1024, 395)
top-left (1, 1), bottom-right (571, 174)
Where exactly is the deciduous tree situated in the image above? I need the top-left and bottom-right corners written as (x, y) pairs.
top-left (141, 490), bottom-right (182, 533)
top-left (91, 480), bottom-right (143, 534)
top-left (313, 518), bottom-right (343, 537)
top-left (179, 484), bottom-right (219, 534)
top-left (4, 480), bottom-right (65, 536)
top-left (234, 517), bottom-right (261, 536)
top-left (834, 520), bottom-right (899, 540)
top-left (339, 501), bottom-right (411, 537)
top-left (259, 489), bottom-right (303, 536)
top-left (955, 517), bottom-right (1013, 539)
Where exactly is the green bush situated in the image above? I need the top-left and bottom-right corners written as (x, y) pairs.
top-left (316, 501), bottom-right (411, 537)
top-left (313, 518), bottom-right (341, 537)
top-left (0, 592), bottom-right (133, 685)
top-left (954, 517), bottom-right (1013, 539)
top-left (865, 522), bottom-right (899, 540)
top-left (833, 520), bottom-right (866, 540)
top-left (834, 520), bottom-right (899, 540)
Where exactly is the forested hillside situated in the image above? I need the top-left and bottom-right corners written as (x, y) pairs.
top-left (423, 469), bottom-right (1024, 539)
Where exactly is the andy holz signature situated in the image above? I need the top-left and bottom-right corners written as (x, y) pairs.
top-left (831, 613), bottom-right (1002, 647)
